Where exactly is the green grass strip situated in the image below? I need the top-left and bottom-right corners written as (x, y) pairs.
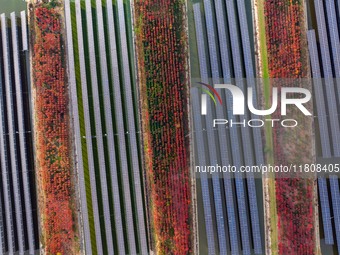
top-left (256, 0), bottom-right (278, 253)
top-left (70, 3), bottom-right (98, 254)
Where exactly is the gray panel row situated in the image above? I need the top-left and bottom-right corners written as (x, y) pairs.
top-left (318, 177), bottom-right (334, 245)
top-left (193, 5), bottom-right (217, 254)
top-left (307, 29), bottom-right (334, 245)
top-left (194, 1), bottom-right (264, 254)
top-left (10, 12), bottom-right (36, 255)
top-left (65, 1), bottom-right (149, 253)
top-left (235, 1), bottom-right (263, 253)
top-left (307, 30), bottom-right (332, 158)
top-left (313, 0), bottom-right (340, 156)
top-left (0, 12), bottom-right (38, 254)
top-left (215, 2), bottom-right (250, 252)
top-left (200, 1), bottom-right (228, 253)
top-left (224, 1), bottom-right (256, 254)
top-left (64, 1), bottom-right (92, 254)
top-left (74, 0), bottom-right (104, 253)
top-left (1, 14), bottom-right (25, 255)
top-left (213, 1), bottom-right (240, 253)
top-left (84, 0), bottom-right (116, 252)
top-left (115, 0), bottom-right (148, 253)
top-left (325, 0), bottom-right (340, 78)
top-left (0, 24), bottom-right (15, 254)
top-left (95, 0), bottom-right (133, 253)
top-left (329, 176), bottom-right (340, 254)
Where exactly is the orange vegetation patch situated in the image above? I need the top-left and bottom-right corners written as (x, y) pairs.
top-left (32, 4), bottom-right (78, 254)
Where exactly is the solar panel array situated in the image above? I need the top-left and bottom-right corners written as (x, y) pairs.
top-left (200, 2), bottom-right (228, 253)
top-left (330, 176), bottom-right (340, 254)
top-left (324, 0), bottom-right (340, 77)
top-left (307, 30), bottom-right (334, 245)
top-left (193, 6), bottom-right (217, 254)
top-left (213, 6), bottom-right (250, 253)
top-left (84, 0), bottom-right (117, 252)
top-left (225, 1), bottom-right (254, 254)
top-left (312, 0), bottom-right (340, 156)
top-left (64, 0), bottom-right (148, 253)
top-left (318, 177), bottom-right (334, 244)
top-left (1, 14), bottom-right (26, 254)
top-left (234, 2), bottom-right (263, 253)
top-left (115, 0), bottom-right (149, 252)
top-left (0, 12), bottom-right (39, 255)
top-left (64, 2), bottom-right (93, 252)
top-left (68, 1), bottom-right (104, 252)
top-left (308, 0), bottom-right (340, 252)
top-left (225, 0), bottom-right (262, 254)
top-left (307, 30), bottom-right (332, 158)
top-left (212, 2), bottom-right (239, 254)
top-left (193, 1), bottom-right (264, 254)
top-left (191, 89), bottom-right (216, 254)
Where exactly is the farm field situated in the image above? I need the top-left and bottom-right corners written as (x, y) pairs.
top-left (133, 0), bottom-right (194, 254)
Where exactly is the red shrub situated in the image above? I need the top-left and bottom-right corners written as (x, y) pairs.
top-left (134, 1), bottom-right (192, 254)
top-left (264, 0), bottom-right (315, 254)
top-left (32, 4), bottom-right (76, 254)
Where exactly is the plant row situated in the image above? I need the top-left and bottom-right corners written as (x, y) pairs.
top-left (264, 0), bottom-right (315, 254)
top-left (134, 1), bottom-right (192, 254)
top-left (32, 4), bottom-right (76, 255)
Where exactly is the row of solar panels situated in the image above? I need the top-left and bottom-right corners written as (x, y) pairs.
top-left (192, 1), bottom-right (264, 254)
top-left (0, 12), bottom-right (39, 255)
top-left (307, 0), bottom-right (340, 253)
top-left (64, 0), bottom-right (148, 254)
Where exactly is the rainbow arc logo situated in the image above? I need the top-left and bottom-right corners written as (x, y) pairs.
top-left (197, 82), bottom-right (222, 106)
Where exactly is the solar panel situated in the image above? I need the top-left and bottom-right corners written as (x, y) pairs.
top-left (329, 176), bottom-right (340, 253)
top-left (193, 5), bottom-right (217, 254)
top-left (213, 1), bottom-right (241, 252)
top-left (318, 177), bottom-right (334, 244)
top-left (201, 2), bottom-right (228, 253)
top-left (232, 2), bottom-right (264, 253)
top-left (324, 0), bottom-right (340, 110)
top-left (324, 0), bottom-right (340, 77)
top-left (313, 0), bottom-right (340, 156)
top-left (20, 11), bottom-right (28, 51)
top-left (237, 0), bottom-right (265, 170)
top-left (0, 16), bottom-right (15, 254)
top-left (235, 178), bottom-right (251, 255)
top-left (214, 0), bottom-right (232, 82)
top-left (225, 1), bottom-right (261, 254)
top-left (84, 0), bottom-right (116, 251)
top-left (203, 0), bottom-right (221, 81)
top-left (11, 12), bottom-right (36, 255)
top-left (307, 30), bottom-right (332, 158)
top-left (115, 0), bottom-right (150, 252)
top-left (1, 14), bottom-right (25, 254)
top-left (216, 9), bottom-right (250, 251)
top-left (236, 0), bottom-right (255, 77)
top-left (307, 30), bottom-right (335, 245)
top-left (74, 1), bottom-right (104, 252)
top-left (0, 189), bottom-right (3, 253)
top-left (194, 88), bottom-right (217, 254)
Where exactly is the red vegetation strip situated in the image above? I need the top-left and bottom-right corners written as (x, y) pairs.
top-left (32, 6), bottom-right (76, 254)
top-left (134, 1), bottom-right (192, 254)
top-left (264, 0), bottom-right (315, 254)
